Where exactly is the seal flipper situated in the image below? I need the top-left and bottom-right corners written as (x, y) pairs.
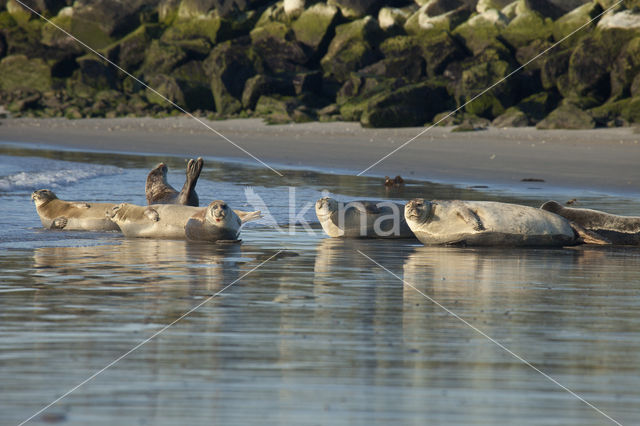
top-left (144, 207), bottom-right (160, 222)
top-left (72, 202), bottom-right (90, 209)
top-left (570, 222), bottom-right (610, 245)
top-left (51, 217), bottom-right (68, 230)
top-left (177, 157), bottom-right (203, 207)
top-left (453, 202), bottom-right (485, 231)
top-left (235, 209), bottom-right (262, 224)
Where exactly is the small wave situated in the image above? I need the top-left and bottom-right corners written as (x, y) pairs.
top-left (0, 164), bottom-right (123, 192)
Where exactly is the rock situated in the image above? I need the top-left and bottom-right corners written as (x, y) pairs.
top-left (597, 8), bottom-right (640, 31)
top-left (178, 0), bottom-right (265, 19)
top-left (75, 55), bottom-right (118, 90)
top-left (553, 2), bottom-right (603, 42)
top-left (378, 6), bottom-right (414, 31)
top-left (501, 3), bottom-right (554, 48)
top-left (6, 0), bottom-right (31, 25)
top-left (102, 25), bottom-right (160, 72)
top-left (0, 54), bottom-right (51, 92)
top-left (536, 101), bottom-right (595, 129)
top-left (521, 0), bottom-right (565, 20)
top-left (291, 3), bottom-right (339, 55)
top-left (146, 74), bottom-right (184, 106)
top-left (242, 73), bottom-right (294, 109)
top-left (564, 34), bottom-right (614, 107)
top-left (161, 15), bottom-right (221, 52)
top-left (492, 107), bottom-right (530, 127)
top-left (284, 0), bottom-right (305, 18)
top-left (338, 77), bottom-right (404, 120)
top-left (71, 0), bottom-right (156, 43)
top-left (359, 81), bottom-right (452, 127)
top-left (420, 32), bottom-right (466, 77)
top-left (158, 0), bottom-right (180, 23)
top-left (405, 3), bottom-right (471, 36)
top-left (320, 17), bottom-right (383, 82)
top-left (141, 40), bottom-right (188, 75)
top-left (451, 115), bottom-right (491, 131)
top-left (476, 0), bottom-right (513, 13)
top-left (357, 57), bottom-right (424, 82)
top-left (451, 8), bottom-right (508, 53)
top-left (328, 0), bottom-right (382, 19)
top-left (7, 0), bottom-right (66, 18)
top-left (590, 97), bottom-right (640, 125)
top-left (610, 36), bottom-right (640, 99)
top-left (206, 38), bottom-right (258, 115)
top-left (41, 7), bottom-right (84, 54)
top-left (293, 71), bottom-right (322, 95)
top-left (171, 60), bottom-right (215, 110)
top-left (250, 21), bottom-right (308, 74)
top-left (255, 94), bottom-right (300, 123)
top-left (460, 48), bottom-right (517, 118)
top-left (540, 48), bottom-right (571, 90)
top-left (517, 91), bottom-right (559, 121)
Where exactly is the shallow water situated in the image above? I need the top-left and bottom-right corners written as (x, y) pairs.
top-left (1, 142), bottom-right (640, 425)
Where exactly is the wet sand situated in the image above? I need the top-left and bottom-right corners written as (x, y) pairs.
top-left (1, 117), bottom-right (639, 195)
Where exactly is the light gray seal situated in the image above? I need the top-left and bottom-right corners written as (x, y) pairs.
top-left (404, 199), bottom-right (605, 247)
top-left (541, 201), bottom-right (640, 245)
top-left (145, 157), bottom-right (203, 206)
top-left (315, 197), bottom-right (415, 238)
top-left (31, 189), bottom-right (119, 231)
top-left (108, 201), bottom-right (260, 242)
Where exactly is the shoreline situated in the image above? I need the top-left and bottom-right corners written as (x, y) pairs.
top-left (1, 117), bottom-right (639, 197)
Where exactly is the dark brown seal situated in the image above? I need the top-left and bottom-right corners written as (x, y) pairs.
top-left (541, 201), bottom-right (640, 245)
top-left (145, 157), bottom-right (203, 207)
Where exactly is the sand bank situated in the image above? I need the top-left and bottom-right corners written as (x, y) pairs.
top-left (1, 117), bottom-right (639, 195)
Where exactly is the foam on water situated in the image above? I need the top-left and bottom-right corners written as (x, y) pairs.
top-left (0, 155), bottom-right (122, 192)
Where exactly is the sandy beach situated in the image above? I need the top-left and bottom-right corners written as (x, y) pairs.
top-left (1, 117), bottom-right (639, 195)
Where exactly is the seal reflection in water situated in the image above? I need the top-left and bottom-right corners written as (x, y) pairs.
top-left (108, 201), bottom-right (261, 242)
top-left (404, 198), bottom-right (579, 247)
top-left (145, 158), bottom-right (203, 206)
top-left (315, 197), bottom-right (414, 238)
top-left (31, 189), bottom-right (119, 231)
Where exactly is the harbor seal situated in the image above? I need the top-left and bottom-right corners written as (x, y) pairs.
top-left (315, 197), bottom-right (414, 238)
top-left (541, 201), bottom-right (640, 245)
top-left (108, 201), bottom-right (261, 241)
top-left (404, 199), bottom-right (580, 247)
top-left (31, 189), bottom-right (120, 231)
top-left (146, 157), bottom-right (203, 206)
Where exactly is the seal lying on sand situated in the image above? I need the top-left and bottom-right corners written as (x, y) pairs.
top-left (31, 189), bottom-right (119, 231)
top-left (315, 197), bottom-right (414, 238)
top-left (404, 199), bottom-right (607, 247)
top-left (541, 201), bottom-right (640, 245)
top-left (108, 201), bottom-right (261, 241)
top-left (146, 158), bottom-right (203, 206)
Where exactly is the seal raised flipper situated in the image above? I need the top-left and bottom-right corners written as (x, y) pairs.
top-left (542, 200), bottom-right (640, 245)
top-left (146, 158), bottom-right (202, 207)
top-left (234, 209), bottom-right (262, 224)
top-left (176, 157), bottom-right (203, 207)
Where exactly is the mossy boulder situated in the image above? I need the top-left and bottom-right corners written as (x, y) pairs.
top-left (476, 0), bottom-right (514, 13)
top-left (536, 101), bottom-right (595, 129)
top-left (0, 54), bottom-right (51, 92)
top-left (610, 36), bottom-right (640, 99)
top-left (493, 91), bottom-right (559, 126)
top-left (206, 38), bottom-right (259, 115)
top-left (540, 48), bottom-right (571, 90)
top-left (75, 55), bottom-right (118, 90)
top-left (41, 7), bottom-right (84, 54)
top-left (553, 2), bottom-right (603, 42)
top-left (338, 77), bottom-right (404, 120)
top-left (70, 0), bottom-right (152, 44)
top-left (255, 94), bottom-right (313, 124)
top-left (171, 60), bottom-right (215, 110)
top-left (359, 81), bottom-right (452, 127)
top-left (161, 15), bottom-right (221, 50)
top-left (452, 9), bottom-right (509, 54)
top-left (501, 6), bottom-right (554, 48)
top-left (6, 0), bottom-right (30, 25)
top-left (590, 97), bottom-right (640, 125)
top-left (378, 6), bottom-right (414, 31)
top-left (291, 3), bottom-right (339, 54)
top-left (492, 107), bottom-right (530, 127)
top-left (102, 25), bottom-right (160, 73)
top-left (146, 74), bottom-right (185, 107)
top-left (250, 21), bottom-right (308, 73)
top-left (242, 73), bottom-right (294, 109)
top-left (177, 0), bottom-right (264, 18)
top-left (320, 17), bottom-right (383, 82)
top-left (357, 57), bottom-right (424, 82)
top-left (564, 34), bottom-right (615, 107)
top-left (405, 3), bottom-right (471, 37)
top-left (141, 40), bottom-right (188, 75)
top-left (460, 48), bottom-right (517, 118)
top-left (328, 0), bottom-right (381, 19)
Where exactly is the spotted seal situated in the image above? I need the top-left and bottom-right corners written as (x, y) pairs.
top-left (108, 201), bottom-right (260, 241)
top-left (541, 201), bottom-right (640, 245)
top-left (315, 197), bottom-right (414, 238)
top-left (403, 199), bottom-right (601, 247)
top-left (145, 157), bottom-right (203, 206)
top-left (31, 189), bottom-right (119, 231)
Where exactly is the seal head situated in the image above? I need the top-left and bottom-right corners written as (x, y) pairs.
top-left (404, 198), bottom-right (433, 224)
